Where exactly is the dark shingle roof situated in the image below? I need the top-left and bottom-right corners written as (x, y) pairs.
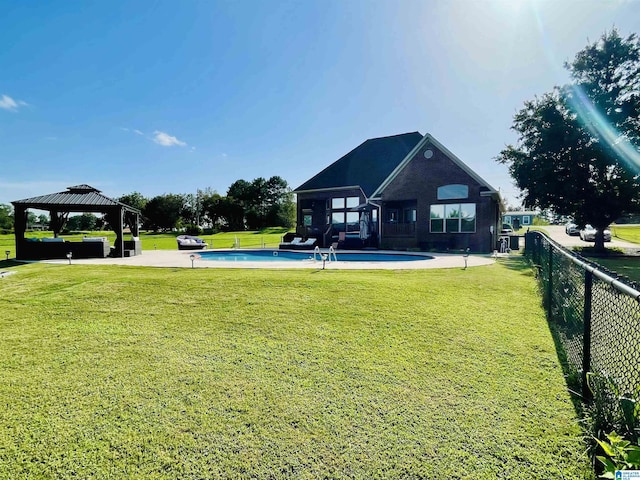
top-left (12, 185), bottom-right (140, 213)
top-left (294, 132), bottom-right (423, 197)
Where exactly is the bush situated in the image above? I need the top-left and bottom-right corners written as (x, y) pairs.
top-left (584, 373), bottom-right (640, 477)
top-left (184, 224), bottom-right (203, 236)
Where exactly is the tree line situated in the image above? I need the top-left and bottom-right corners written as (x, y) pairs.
top-left (0, 176), bottom-right (296, 234)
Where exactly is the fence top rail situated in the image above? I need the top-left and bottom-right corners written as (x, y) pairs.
top-left (531, 231), bottom-right (640, 302)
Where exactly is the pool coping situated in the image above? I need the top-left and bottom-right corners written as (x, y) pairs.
top-left (37, 248), bottom-right (500, 270)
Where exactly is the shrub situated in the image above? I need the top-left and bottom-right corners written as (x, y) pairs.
top-left (184, 224), bottom-right (203, 236)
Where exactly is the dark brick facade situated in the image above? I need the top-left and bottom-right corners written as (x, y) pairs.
top-left (294, 133), bottom-right (503, 253)
top-left (378, 143), bottom-right (501, 252)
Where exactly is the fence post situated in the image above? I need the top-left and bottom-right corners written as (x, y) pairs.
top-left (582, 269), bottom-right (593, 401)
top-left (547, 245), bottom-right (553, 312)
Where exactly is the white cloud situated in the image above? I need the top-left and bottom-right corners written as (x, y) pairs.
top-left (133, 129), bottom-right (144, 136)
top-left (153, 130), bottom-right (186, 147)
top-left (0, 94), bottom-right (28, 112)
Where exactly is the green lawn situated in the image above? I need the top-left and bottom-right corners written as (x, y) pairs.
top-left (610, 224), bottom-right (640, 243)
top-left (0, 259), bottom-right (592, 478)
top-left (579, 224), bottom-right (640, 284)
top-left (0, 228), bottom-right (291, 257)
top-left (588, 256), bottom-right (640, 284)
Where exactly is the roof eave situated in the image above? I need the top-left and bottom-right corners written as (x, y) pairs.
top-left (293, 185), bottom-right (363, 195)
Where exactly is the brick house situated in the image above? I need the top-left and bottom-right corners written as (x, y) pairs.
top-left (293, 132), bottom-right (504, 253)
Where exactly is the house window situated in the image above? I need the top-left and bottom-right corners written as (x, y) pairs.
top-left (332, 198), bottom-right (345, 209)
top-left (332, 212), bottom-right (345, 224)
top-left (386, 209), bottom-right (398, 223)
top-left (303, 215), bottom-right (312, 226)
top-left (329, 195), bottom-right (361, 232)
top-left (430, 205), bottom-right (444, 233)
top-left (504, 216), bottom-right (511, 225)
top-left (346, 196), bottom-right (359, 208)
top-left (437, 184), bottom-right (469, 200)
top-left (522, 216), bottom-right (531, 225)
top-left (346, 212), bottom-right (359, 230)
top-left (403, 208), bottom-right (417, 223)
top-left (430, 203), bottom-right (476, 233)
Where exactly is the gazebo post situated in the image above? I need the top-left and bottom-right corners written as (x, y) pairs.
top-left (13, 205), bottom-right (27, 259)
top-left (113, 206), bottom-right (125, 258)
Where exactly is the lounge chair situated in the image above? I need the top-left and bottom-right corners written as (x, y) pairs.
top-left (279, 236), bottom-right (317, 250)
top-left (177, 235), bottom-right (208, 250)
top-left (289, 237), bottom-right (317, 250)
top-left (278, 236), bottom-right (302, 249)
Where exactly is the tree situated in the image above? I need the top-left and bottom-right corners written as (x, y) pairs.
top-left (225, 177), bottom-right (295, 230)
top-left (143, 194), bottom-right (185, 231)
top-left (0, 204), bottom-right (13, 231)
top-left (497, 29), bottom-right (640, 250)
top-left (66, 213), bottom-right (98, 231)
top-left (118, 192), bottom-right (148, 212)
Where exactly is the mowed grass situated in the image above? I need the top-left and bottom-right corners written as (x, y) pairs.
top-left (0, 228), bottom-right (291, 256)
top-left (0, 259), bottom-right (592, 479)
top-left (610, 224), bottom-right (640, 243)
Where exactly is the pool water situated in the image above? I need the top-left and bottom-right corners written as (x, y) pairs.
top-left (198, 250), bottom-right (433, 262)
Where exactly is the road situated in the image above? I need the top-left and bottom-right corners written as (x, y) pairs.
top-left (538, 225), bottom-right (639, 250)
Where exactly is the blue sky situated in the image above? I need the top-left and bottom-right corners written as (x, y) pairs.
top-left (1, 0), bottom-right (639, 208)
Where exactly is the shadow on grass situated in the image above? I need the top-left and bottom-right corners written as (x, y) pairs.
top-left (495, 255), bottom-right (535, 275)
top-left (0, 259), bottom-right (27, 269)
top-left (498, 253), bottom-right (586, 416)
top-left (254, 227), bottom-right (291, 235)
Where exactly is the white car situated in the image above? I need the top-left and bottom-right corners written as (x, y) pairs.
top-left (579, 225), bottom-right (611, 242)
top-left (565, 222), bottom-right (579, 236)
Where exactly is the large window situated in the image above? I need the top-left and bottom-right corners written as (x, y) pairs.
top-left (329, 195), bottom-right (361, 232)
top-left (430, 203), bottom-right (476, 233)
top-left (331, 196), bottom-right (359, 210)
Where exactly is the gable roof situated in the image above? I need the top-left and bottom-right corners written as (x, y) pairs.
top-left (370, 132), bottom-right (500, 200)
top-left (294, 132), bottom-right (424, 197)
top-left (12, 184), bottom-right (141, 213)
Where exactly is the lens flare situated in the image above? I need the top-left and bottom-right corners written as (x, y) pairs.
top-left (567, 84), bottom-right (640, 175)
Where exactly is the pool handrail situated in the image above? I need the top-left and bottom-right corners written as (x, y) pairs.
top-left (314, 245), bottom-right (337, 262)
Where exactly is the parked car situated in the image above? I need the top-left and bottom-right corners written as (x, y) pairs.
top-left (565, 222), bottom-right (579, 236)
top-left (501, 223), bottom-right (513, 234)
top-left (579, 225), bottom-right (611, 242)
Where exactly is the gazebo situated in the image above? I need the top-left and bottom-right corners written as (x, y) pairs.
top-left (12, 184), bottom-right (142, 260)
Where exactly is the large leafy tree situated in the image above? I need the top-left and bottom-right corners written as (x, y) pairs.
top-left (143, 194), bottom-right (185, 231)
top-left (225, 176), bottom-right (294, 230)
top-left (118, 192), bottom-right (148, 212)
top-left (498, 29), bottom-right (640, 250)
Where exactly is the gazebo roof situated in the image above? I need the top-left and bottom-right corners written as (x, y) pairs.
top-left (12, 184), bottom-right (140, 213)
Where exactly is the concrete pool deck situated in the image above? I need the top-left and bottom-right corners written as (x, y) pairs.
top-left (38, 249), bottom-right (501, 270)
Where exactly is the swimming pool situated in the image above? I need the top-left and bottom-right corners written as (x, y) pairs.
top-left (198, 249), bottom-right (433, 263)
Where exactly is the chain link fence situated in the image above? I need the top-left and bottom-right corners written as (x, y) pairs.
top-left (525, 232), bottom-right (640, 427)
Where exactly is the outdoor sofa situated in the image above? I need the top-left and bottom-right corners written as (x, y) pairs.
top-left (176, 235), bottom-right (208, 250)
